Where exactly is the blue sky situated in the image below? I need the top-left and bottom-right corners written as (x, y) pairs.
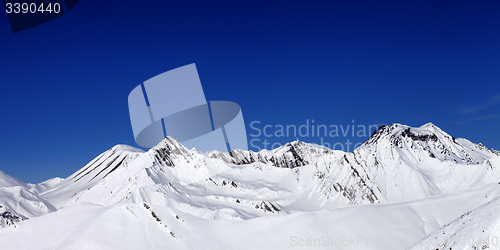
top-left (1, 0), bottom-right (500, 183)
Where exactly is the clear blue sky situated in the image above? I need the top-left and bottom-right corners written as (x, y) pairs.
top-left (1, 0), bottom-right (500, 183)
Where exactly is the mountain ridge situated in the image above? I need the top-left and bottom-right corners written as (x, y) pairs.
top-left (1, 123), bottom-right (498, 221)
top-left (2, 122), bottom-right (500, 249)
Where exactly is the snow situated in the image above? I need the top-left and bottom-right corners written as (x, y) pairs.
top-left (0, 170), bottom-right (26, 188)
top-left (2, 183), bottom-right (500, 250)
top-left (0, 123), bottom-right (499, 249)
top-left (408, 192), bottom-right (500, 250)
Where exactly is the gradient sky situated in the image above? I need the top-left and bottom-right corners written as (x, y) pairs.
top-left (1, 0), bottom-right (500, 183)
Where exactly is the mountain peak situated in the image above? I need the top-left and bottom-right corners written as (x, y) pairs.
top-left (153, 136), bottom-right (191, 156)
top-left (366, 123), bottom-right (448, 142)
top-left (359, 123), bottom-right (497, 165)
top-left (420, 122), bottom-right (436, 128)
top-left (111, 144), bottom-right (145, 153)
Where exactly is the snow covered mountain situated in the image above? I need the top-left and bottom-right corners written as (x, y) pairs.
top-left (0, 123), bottom-right (499, 249)
top-left (0, 170), bottom-right (56, 222)
top-left (343, 123), bottom-right (500, 203)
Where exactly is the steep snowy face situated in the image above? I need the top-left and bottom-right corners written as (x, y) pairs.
top-left (349, 123), bottom-right (500, 203)
top-left (363, 123), bottom-right (498, 164)
top-left (39, 145), bottom-right (145, 208)
top-left (65, 144), bottom-right (145, 184)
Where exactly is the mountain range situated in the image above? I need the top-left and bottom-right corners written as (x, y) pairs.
top-left (1, 123), bottom-right (500, 250)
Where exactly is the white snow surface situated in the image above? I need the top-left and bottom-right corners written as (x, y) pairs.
top-left (1, 123), bottom-right (500, 249)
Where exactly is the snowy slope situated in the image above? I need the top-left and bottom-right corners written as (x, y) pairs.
top-left (0, 170), bottom-right (25, 188)
top-left (408, 172), bottom-right (500, 249)
top-left (0, 170), bottom-right (56, 226)
top-left (2, 183), bottom-right (500, 250)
